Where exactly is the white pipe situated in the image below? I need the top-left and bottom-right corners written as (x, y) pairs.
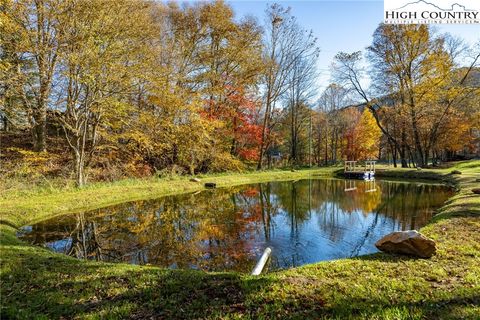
top-left (251, 247), bottom-right (272, 276)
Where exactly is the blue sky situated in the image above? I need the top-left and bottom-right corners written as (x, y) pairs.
top-left (227, 0), bottom-right (479, 91)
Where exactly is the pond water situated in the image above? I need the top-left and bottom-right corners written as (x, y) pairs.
top-left (18, 179), bottom-right (453, 272)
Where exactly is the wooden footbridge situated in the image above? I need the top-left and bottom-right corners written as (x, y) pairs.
top-left (344, 161), bottom-right (376, 180)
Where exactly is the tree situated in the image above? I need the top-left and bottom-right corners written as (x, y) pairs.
top-left (257, 4), bottom-right (318, 169)
top-left (54, 0), bottom-right (154, 186)
top-left (155, 1), bottom-right (264, 171)
top-left (345, 108), bottom-right (381, 160)
top-left (5, 0), bottom-right (64, 151)
top-left (225, 86), bottom-right (262, 161)
top-left (285, 42), bottom-right (319, 165)
top-left (317, 83), bottom-right (352, 164)
top-left (0, 0), bottom-right (31, 131)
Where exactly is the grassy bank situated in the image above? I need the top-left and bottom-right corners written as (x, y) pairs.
top-left (1, 163), bottom-right (479, 319)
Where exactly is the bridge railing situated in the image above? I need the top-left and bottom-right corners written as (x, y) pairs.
top-left (344, 161), bottom-right (358, 172)
top-left (344, 160), bottom-right (376, 173)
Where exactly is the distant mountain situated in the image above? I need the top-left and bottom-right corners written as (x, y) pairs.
top-left (395, 0), bottom-right (476, 11)
top-left (345, 67), bottom-right (480, 111)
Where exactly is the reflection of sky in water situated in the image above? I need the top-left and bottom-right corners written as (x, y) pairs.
top-left (253, 202), bottom-right (399, 268)
top-left (18, 179), bottom-right (453, 272)
top-left (47, 238), bottom-right (72, 253)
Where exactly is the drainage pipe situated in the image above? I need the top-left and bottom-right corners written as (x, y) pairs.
top-left (251, 247), bottom-right (272, 276)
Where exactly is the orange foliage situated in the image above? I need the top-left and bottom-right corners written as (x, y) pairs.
top-left (203, 85), bottom-right (262, 161)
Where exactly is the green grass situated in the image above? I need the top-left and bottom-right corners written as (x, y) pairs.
top-left (1, 162), bottom-right (479, 319)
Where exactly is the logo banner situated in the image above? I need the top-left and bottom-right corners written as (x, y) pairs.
top-left (384, 0), bottom-right (480, 24)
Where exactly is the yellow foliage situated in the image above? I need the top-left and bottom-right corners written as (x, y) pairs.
top-left (6, 147), bottom-right (59, 177)
top-left (345, 109), bottom-right (382, 161)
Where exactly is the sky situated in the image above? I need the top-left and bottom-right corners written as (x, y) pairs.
top-left (226, 0), bottom-right (479, 92)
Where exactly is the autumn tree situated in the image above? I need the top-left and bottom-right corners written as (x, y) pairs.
top-left (116, 1), bottom-right (264, 175)
top-left (0, 0), bottom-right (30, 131)
top-left (53, 0), bottom-right (154, 186)
top-left (3, 0), bottom-right (64, 151)
top-left (225, 87), bottom-right (262, 161)
top-left (167, 1), bottom-right (263, 160)
top-left (344, 108), bottom-right (381, 160)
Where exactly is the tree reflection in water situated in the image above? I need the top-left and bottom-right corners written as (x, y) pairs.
top-left (19, 179), bottom-right (453, 272)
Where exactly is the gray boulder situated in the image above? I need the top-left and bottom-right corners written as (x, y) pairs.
top-left (190, 178), bottom-right (201, 183)
top-left (375, 230), bottom-right (436, 258)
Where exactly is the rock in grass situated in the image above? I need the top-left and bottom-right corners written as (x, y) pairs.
top-left (472, 188), bottom-right (480, 195)
top-left (205, 182), bottom-right (216, 188)
top-left (375, 230), bottom-right (436, 258)
top-left (190, 178), bottom-right (201, 183)
top-left (451, 170), bottom-right (462, 175)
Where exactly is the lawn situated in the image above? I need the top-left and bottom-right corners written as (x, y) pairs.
top-left (1, 162), bottom-right (479, 319)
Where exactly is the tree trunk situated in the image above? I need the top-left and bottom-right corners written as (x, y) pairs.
top-left (333, 130), bottom-right (338, 163)
top-left (324, 132), bottom-right (328, 166)
top-left (290, 102), bottom-right (295, 165)
top-left (32, 107), bottom-right (47, 152)
top-left (408, 147), bottom-right (416, 168)
top-left (424, 147), bottom-right (430, 168)
top-left (391, 143), bottom-right (397, 167)
top-left (31, 0), bottom-right (58, 152)
top-left (400, 127), bottom-right (408, 168)
top-left (257, 98), bottom-right (271, 170)
top-left (75, 152), bottom-right (86, 187)
top-left (2, 115), bottom-right (8, 132)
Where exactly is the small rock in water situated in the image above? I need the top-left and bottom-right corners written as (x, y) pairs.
top-left (375, 230), bottom-right (436, 258)
top-left (190, 178), bottom-right (201, 182)
top-left (451, 170), bottom-right (462, 175)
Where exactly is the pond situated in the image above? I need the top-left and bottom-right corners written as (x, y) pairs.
top-left (18, 178), bottom-right (453, 272)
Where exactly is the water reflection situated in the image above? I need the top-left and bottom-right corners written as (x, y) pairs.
top-left (19, 179), bottom-right (453, 272)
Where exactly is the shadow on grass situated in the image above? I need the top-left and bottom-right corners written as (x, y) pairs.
top-left (0, 220), bottom-right (19, 229)
top-left (351, 252), bottom-right (422, 263)
top-left (0, 246), bottom-right (274, 319)
top-left (323, 293), bottom-right (480, 319)
top-left (431, 209), bottom-right (480, 223)
top-left (2, 235), bottom-right (479, 319)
